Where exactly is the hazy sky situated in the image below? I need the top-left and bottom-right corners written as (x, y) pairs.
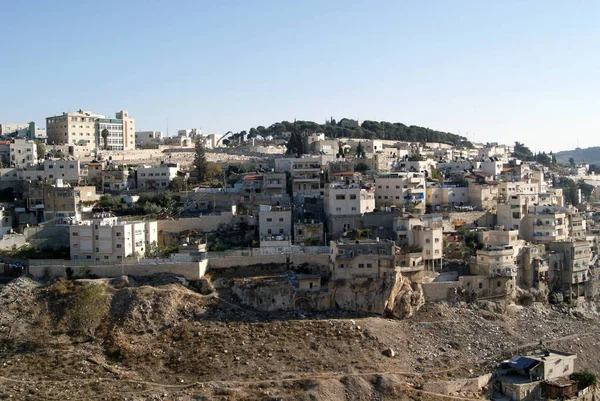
top-left (1, 0), bottom-right (598, 152)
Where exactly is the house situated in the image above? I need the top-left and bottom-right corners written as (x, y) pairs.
top-left (495, 349), bottom-right (577, 401)
top-left (329, 239), bottom-right (396, 281)
top-left (258, 205), bottom-right (292, 247)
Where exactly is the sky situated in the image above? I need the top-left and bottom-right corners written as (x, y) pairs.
top-left (0, 0), bottom-right (598, 152)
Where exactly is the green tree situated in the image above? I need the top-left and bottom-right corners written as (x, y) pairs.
top-left (569, 157), bottom-right (576, 167)
top-left (354, 162), bottom-right (369, 172)
top-left (101, 128), bottom-right (109, 150)
top-left (193, 139), bottom-right (208, 182)
top-left (571, 371), bottom-right (597, 389)
top-left (356, 142), bottom-right (365, 158)
top-left (205, 162), bottom-right (223, 182)
top-left (170, 176), bottom-right (186, 192)
top-left (34, 140), bottom-right (46, 160)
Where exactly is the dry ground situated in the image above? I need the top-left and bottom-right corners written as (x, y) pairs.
top-left (0, 276), bottom-right (599, 400)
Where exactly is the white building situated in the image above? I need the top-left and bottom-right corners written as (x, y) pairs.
top-left (258, 205), bottom-right (292, 247)
top-left (325, 182), bottom-right (375, 216)
top-left (375, 172), bottom-right (426, 213)
top-left (70, 216), bottom-right (158, 263)
top-left (135, 131), bottom-right (163, 147)
top-left (10, 139), bottom-right (37, 167)
top-left (136, 162), bottom-right (179, 190)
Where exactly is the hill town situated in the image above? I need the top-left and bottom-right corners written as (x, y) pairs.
top-left (1, 114), bottom-right (600, 399)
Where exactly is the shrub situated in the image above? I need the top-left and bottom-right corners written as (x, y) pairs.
top-left (572, 370), bottom-right (597, 389)
top-left (68, 284), bottom-right (108, 337)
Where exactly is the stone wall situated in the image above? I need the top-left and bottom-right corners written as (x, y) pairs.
top-left (208, 253), bottom-right (330, 269)
top-left (158, 213), bottom-right (234, 234)
top-left (443, 210), bottom-right (496, 231)
top-left (23, 225), bottom-right (70, 249)
top-left (421, 281), bottom-right (460, 302)
top-left (29, 261), bottom-right (206, 281)
top-left (0, 234), bottom-right (27, 251)
top-left (422, 374), bottom-right (492, 395)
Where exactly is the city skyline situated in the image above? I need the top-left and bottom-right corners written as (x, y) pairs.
top-left (1, 0), bottom-right (599, 152)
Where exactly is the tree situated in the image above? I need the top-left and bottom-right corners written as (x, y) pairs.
top-left (222, 138), bottom-right (231, 146)
top-left (569, 157), bottom-right (576, 167)
top-left (170, 176), bottom-right (186, 192)
top-left (193, 139), bottom-right (208, 182)
top-left (356, 142), bottom-right (365, 158)
top-left (571, 371), bottom-right (597, 389)
top-left (354, 162), bottom-right (369, 172)
top-left (34, 140), bottom-right (46, 160)
top-left (205, 162), bottom-right (223, 182)
top-left (101, 128), bottom-right (109, 150)
top-left (512, 142), bottom-right (534, 161)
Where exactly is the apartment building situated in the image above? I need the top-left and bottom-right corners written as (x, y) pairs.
top-left (27, 183), bottom-right (96, 221)
top-left (46, 109), bottom-right (135, 151)
top-left (70, 216), bottom-right (158, 262)
top-left (291, 157), bottom-right (323, 200)
top-left (20, 159), bottom-right (82, 185)
top-left (548, 240), bottom-right (591, 301)
top-left (241, 172), bottom-right (286, 200)
top-left (394, 214), bottom-right (443, 271)
top-left (136, 162), bottom-right (179, 190)
top-left (9, 139), bottom-right (37, 167)
top-left (258, 205), bottom-right (292, 247)
top-left (329, 239), bottom-right (396, 281)
top-left (522, 206), bottom-right (567, 245)
top-left (375, 172), bottom-right (426, 213)
top-left (426, 183), bottom-right (468, 211)
top-left (325, 181), bottom-right (375, 239)
top-left (472, 245), bottom-right (517, 277)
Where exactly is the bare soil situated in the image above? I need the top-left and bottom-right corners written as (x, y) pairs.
top-left (0, 276), bottom-right (599, 400)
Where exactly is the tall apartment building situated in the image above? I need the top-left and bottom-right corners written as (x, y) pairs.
top-left (46, 109), bottom-right (135, 151)
top-left (70, 216), bottom-right (158, 263)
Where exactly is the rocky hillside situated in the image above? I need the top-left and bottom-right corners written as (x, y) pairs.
top-left (1, 275), bottom-right (600, 400)
top-left (555, 147), bottom-right (600, 165)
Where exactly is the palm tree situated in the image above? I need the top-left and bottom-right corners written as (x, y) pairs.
top-left (101, 128), bottom-right (109, 150)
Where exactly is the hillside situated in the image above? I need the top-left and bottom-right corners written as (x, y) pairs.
top-left (2, 274), bottom-right (600, 400)
top-left (555, 147), bottom-right (600, 165)
top-left (230, 119), bottom-right (472, 147)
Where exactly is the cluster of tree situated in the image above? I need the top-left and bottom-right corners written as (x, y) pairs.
top-left (553, 176), bottom-right (595, 205)
top-left (225, 118), bottom-right (471, 147)
top-left (512, 142), bottom-right (556, 165)
top-left (193, 140), bottom-right (223, 184)
top-left (589, 164), bottom-right (600, 175)
top-left (98, 192), bottom-right (179, 216)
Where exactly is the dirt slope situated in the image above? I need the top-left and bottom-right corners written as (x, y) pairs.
top-left (0, 276), bottom-right (599, 400)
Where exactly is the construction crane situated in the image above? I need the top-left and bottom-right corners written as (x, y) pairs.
top-left (215, 131), bottom-right (234, 146)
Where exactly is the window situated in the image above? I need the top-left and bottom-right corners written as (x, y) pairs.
top-left (279, 217), bottom-right (284, 222)
top-left (367, 263), bottom-right (372, 268)
top-left (268, 229), bottom-right (272, 234)
top-left (266, 218), bottom-right (272, 222)
top-left (86, 255), bottom-right (91, 260)
top-left (116, 244), bottom-right (122, 248)
top-left (426, 239), bottom-right (431, 243)
top-left (116, 232), bottom-right (122, 237)
top-left (350, 194), bottom-right (357, 200)
top-left (95, 248), bottom-right (99, 252)
top-left (279, 228), bottom-right (284, 234)
top-left (72, 232), bottom-right (78, 237)
top-left (104, 256), bottom-right (109, 260)
top-left (94, 235), bottom-right (98, 240)
top-left (358, 263), bottom-right (364, 268)
top-left (434, 238), bottom-right (440, 243)
top-left (335, 194), bottom-right (345, 200)
top-left (479, 282), bottom-right (483, 289)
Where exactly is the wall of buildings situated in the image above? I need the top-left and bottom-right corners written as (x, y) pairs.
top-left (208, 253), bottom-right (329, 269)
top-left (23, 225), bottom-right (70, 249)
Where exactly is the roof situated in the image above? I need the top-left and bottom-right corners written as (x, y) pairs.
top-left (507, 355), bottom-right (540, 372)
top-left (243, 174), bottom-right (263, 181)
